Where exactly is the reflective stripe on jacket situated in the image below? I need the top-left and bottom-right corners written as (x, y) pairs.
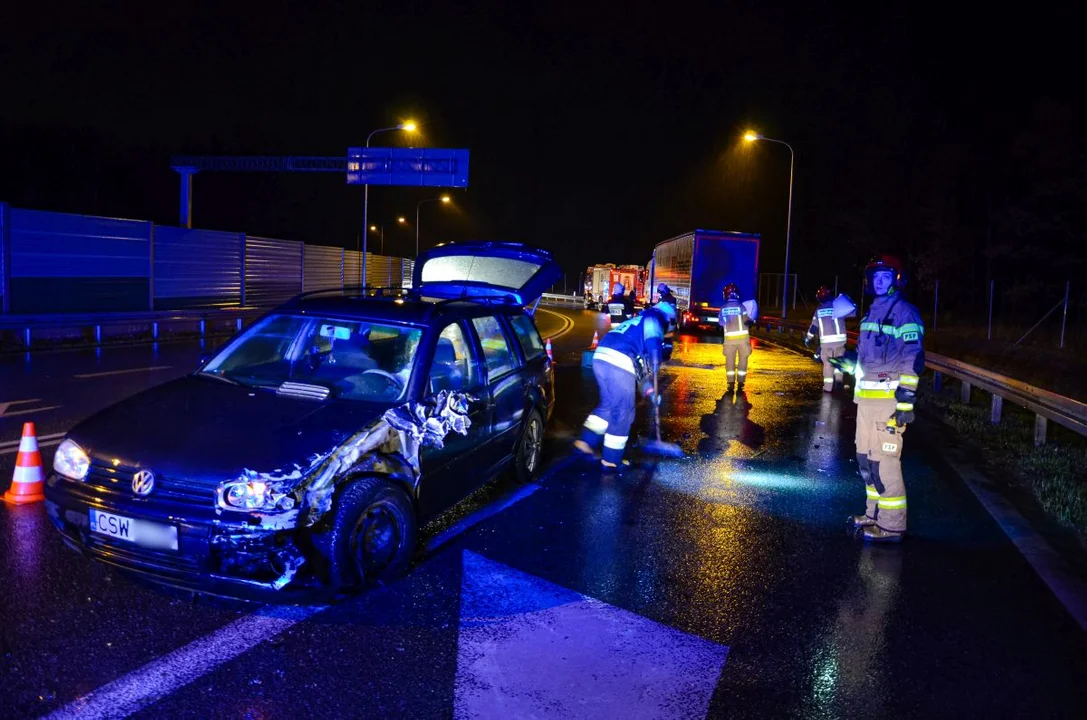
top-left (854, 292), bottom-right (925, 400)
top-left (808, 302), bottom-right (847, 345)
top-left (718, 299), bottom-right (750, 338)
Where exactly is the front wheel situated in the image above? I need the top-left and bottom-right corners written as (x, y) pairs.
top-left (514, 408), bottom-right (545, 484)
top-left (326, 477), bottom-right (417, 590)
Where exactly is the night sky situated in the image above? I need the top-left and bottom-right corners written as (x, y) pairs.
top-left (2, 1), bottom-right (1084, 299)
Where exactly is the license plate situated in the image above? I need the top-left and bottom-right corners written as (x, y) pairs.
top-left (89, 509), bottom-right (178, 551)
top-left (705, 317), bottom-right (719, 323)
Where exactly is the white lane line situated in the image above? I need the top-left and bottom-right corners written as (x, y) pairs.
top-left (0, 404), bottom-right (62, 419)
top-left (0, 399), bottom-right (41, 416)
top-left (923, 425), bottom-right (1087, 632)
top-left (0, 431), bottom-right (67, 452)
top-left (45, 604), bottom-right (326, 720)
top-left (0, 438), bottom-right (65, 455)
top-left (535, 308), bottom-right (575, 340)
top-left (74, 365), bottom-right (174, 379)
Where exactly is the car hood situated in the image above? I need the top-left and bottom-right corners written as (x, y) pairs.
top-left (67, 375), bottom-right (388, 485)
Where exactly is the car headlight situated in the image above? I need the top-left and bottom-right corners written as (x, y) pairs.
top-left (218, 478), bottom-right (297, 513)
top-left (54, 439), bottom-right (91, 481)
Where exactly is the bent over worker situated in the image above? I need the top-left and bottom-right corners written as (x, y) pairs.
top-left (831, 255), bottom-right (924, 543)
top-left (805, 286), bottom-right (853, 392)
top-left (719, 283), bottom-right (755, 391)
top-left (576, 302), bottom-right (677, 469)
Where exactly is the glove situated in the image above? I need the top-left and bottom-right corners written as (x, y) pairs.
top-left (890, 409), bottom-right (914, 428)
top-left (827, 350), bottom-right (857, 375)
top-left (803, 334), bottom-right (812, 347)
top-left (892, 385), bottom-right (916, 427)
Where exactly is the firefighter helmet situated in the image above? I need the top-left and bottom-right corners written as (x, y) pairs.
top-left (723, 283), bottom-right (739, 300)
top-left (864, 255), bottom-right (905, 295)
top-left (653, 301), bottom-right (677, 326)
top-left (816, 286), bottom-right (833, 303)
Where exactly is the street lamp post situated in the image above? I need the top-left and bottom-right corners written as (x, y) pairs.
top-left (745, 132), bottom-right (795, 318)
top-left (415, 194), bottom-right (451, 258)
top-left (361, 122), bottom-right (416, 288)
top-left (369, 224), bottom-right (384, 255)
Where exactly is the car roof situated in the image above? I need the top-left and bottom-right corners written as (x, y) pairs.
top-left (275, 289), bottom-right (528, 326)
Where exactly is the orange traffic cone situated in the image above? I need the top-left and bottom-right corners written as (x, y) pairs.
top-left (4, 422), bottom-right (46, 505)
top-left (590, 331), bottom-right (599, 350)
top-left (545, 338), bottom-right (553, 362)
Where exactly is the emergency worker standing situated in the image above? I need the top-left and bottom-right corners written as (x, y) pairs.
top-left (719, 283), bottom-right (755, 391)
top-left (805, 286), bottom-right (852, 392)
top-left (830, 256), bottom-right (924, 543)
top-left (607, 282), bottom-right (635, 322)
top-left (576, 302), bottom-right (677, 469)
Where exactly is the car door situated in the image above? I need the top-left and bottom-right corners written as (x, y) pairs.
top-left (470, 314), bottom-right (525, 464)
top-left (416, 321), bottom-right (492, 520)
top-left (508, 311), bottom-right (554, 421)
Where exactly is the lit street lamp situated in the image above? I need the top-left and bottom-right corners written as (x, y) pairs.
top-left (745, 131), bottom-right (795, 318)
top-left (361, 121), bottom-right (417, 287)
top-left (415, 195), bottom-right (451, 258)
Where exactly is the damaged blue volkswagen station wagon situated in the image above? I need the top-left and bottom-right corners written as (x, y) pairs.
top-left (44, 241), bottom-right (559, 597)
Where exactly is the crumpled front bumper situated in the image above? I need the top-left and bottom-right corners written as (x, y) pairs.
top-left (43, 474), bottom-right (310, 596)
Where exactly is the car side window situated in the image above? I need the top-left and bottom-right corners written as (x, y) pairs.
top-left (471, 316), bottom-right (516, 378)
top-left (509, 314), bottom-right (545, 362)
top-left (428, 323), bottom-right (481, 394)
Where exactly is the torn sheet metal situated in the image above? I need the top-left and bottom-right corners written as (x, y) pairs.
top-left (298, 390), bottom-right (476, 527)
top-left (383, 389), bottom-right (475, 454)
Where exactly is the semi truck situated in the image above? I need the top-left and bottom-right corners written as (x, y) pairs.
top-left (648, 229), bottom-right (760, 330)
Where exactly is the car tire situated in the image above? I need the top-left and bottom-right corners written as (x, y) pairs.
top-left (326, 476), bottom-right (417, 590)
top-left (513, 408), bottom-right (545, 484)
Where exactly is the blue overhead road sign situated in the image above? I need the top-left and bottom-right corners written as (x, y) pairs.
top-left (346, 147), bottom-right (470, 187)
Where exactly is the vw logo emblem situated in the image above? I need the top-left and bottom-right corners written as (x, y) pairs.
top-left (132, 469), bottom-right (156, 496)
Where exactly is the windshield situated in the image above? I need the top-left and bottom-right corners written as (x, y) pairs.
top-left (200, 314), bottom-right (421, 402)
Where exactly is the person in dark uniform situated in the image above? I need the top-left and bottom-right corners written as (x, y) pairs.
top-left (575, 301), bottom-right (677, 469)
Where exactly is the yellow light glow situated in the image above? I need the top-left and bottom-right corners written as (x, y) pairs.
top-left (743, 132), bottom-right (758, 142)
top-left (402, 121), bottom-right (418, 132)
top-left (369, 225), bottom-right (377, 231)
top-left (398, 217), bottom-right (406, 223)
top-left (441, 195), bottom-right (451, 203)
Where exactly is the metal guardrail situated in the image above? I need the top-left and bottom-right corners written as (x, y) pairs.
top-left (0, 307), bottom-right (267, 351)
top-left (540, 293), bottom-right (583, 306)
top-left (760, 316), bottom-right (1087, 447)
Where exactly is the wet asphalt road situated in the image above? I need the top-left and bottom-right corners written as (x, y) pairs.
top-left (2, 307), bottom-right (1086, 719)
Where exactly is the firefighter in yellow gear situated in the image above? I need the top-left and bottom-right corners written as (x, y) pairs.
top-left (830, 255), bottom-right (924, 543)
top-left (718, 283), bottom-right (756, 391)
top-left (805, 286), bottom-right (853, 392)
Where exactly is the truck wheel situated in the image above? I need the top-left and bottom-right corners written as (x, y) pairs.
top-left (326, 477), bottom-right (416, 590)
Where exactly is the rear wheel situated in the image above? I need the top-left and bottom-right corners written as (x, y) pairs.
top-left (326, 477), bottom-right (417, 590)
top-left (514, 408), bottom-right (545, 484)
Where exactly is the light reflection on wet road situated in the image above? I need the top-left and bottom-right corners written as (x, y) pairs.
top-left (1, 309), bottom-right (1085, 718)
